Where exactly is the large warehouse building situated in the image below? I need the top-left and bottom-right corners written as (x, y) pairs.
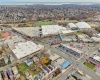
top-left (41, 25), bottom-right (66, 36)
top-left (12, 25), bottom-right (67, 37)
top-left (76, 22), bottom-right (91, 29)
top-left (68, 23), bottom-right (78, 30)
top-left (68, 22), bottom-right (91, 30)
top-left (9, 41), bottom-right (44, 59)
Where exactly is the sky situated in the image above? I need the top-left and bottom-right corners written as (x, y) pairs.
top-left (0, 0), bottom-right (100, 4)
top-left (1, 0), bottom-right (100, 2)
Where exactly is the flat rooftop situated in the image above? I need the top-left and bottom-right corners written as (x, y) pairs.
top-left (12, 25), bottom-right (67, 37)
top-left (4, 36), bottom-right (26, 46)
top-left (93, 55), bottom-right (100, 62)
top-left (61, 60), bottom-right (70, 69)
top-left (88, 57), bottom-right (100, 66)
top-left (91, 37), bottom-right (100, 42)
top-left (12, 27), bottom-right (40, 37)
top-left (42, 25), bottom-right (67, 36)
top-left (78, 34), bottom-right (91, 42)
top-left (10, 41), bottom-right (44, 59)
top-left (61, 44), bottom-right (82, 54)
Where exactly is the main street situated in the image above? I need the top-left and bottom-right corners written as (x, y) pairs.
top-left (40, 42), bottom-right (100, 80)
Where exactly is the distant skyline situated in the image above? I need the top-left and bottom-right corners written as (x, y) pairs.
top-left (0, 0), bottom-right (100, 5)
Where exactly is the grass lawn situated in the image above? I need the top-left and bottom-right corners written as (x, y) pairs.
top-left (28, 64), bottom-right (40, 76)
top-left (0, 31), bottom-right (5, 34)
top-left (84, 61), bottom-right (95, 69)
top-left (33, 21), bottom-right (55, 27)
top-left (27, 70), bottom-right (35, 76)
top-left (23, 24), bottom-right (33, 27)
top-left (0, 36), bottom-right (4, 39)
top-left (18, 71), bottom-right (23, 75)
top-left (18, 63), bottom-right (29, 72)
top-left (17, 63), bottom-right (41, 77)
top-left (29, 63), bottom-right (35, 68)
top-left (18, 23), bottom-right (33, 27)
top-left (74, 31), bottom-right (84, 35)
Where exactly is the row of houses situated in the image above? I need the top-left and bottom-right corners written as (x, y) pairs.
top-left (34, 60), bottom-right (71, 80)
top-left (34, 65), bottom-right (61, 80)
top-left (32, 50), bottom-right (71, 80)
top-left (0, 66), bottom-right (20, 80)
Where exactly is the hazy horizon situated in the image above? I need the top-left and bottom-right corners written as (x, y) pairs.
top-left (1, 2), bottom-right (100, 5)
top-left (0, 0), bottom-right (100, 5)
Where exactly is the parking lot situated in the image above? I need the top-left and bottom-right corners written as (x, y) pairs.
top-left (56, 42), bottom-right (95, 60)
top-left (41, 35), bottom-right (61, 44)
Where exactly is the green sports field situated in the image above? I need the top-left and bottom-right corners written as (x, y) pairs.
top-left (33, 21), bottom-right (55, 27)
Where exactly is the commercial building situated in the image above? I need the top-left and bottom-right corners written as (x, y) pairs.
top-left (91, 37), bottom-right (100, 43)
top-left (12, 25), bottom-right (67, 37)
top-left (61, 60), bottom-right (70, 69)
top-left (97, 33), bottom-right (100, 37)
top-left (41, 25), bottom-right (67, 36)
top-left (59, 44), bottom-right (82, 58)
top-left (12, 27), bottom-right (40, 37)
top-left (61, 30), bottom-right (75, 34)
top-left (5, 36), bottom-right (43, 59)
top-left (87, 55), bottom-right (100, 68)
top-left (76, 22), bottom-right (91, 29)
top-left (4, 36), bottom-right (26, 45)
top-left (68, 23), bottom-right (78, 30)
top-left (77, 34), bottom-right (92, 42)
top-left (67, 22), bottom-right (91, 30)
top-left (9, 41), bottom-right (44, 59)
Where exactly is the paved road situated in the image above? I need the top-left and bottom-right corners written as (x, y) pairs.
top-left (0, 51), bottom-right (41, 71)
top-left (54, 67), bottom-right (76, 80)
top-left (40, 42), bottom-right (100, 80)
top-left (1, 27), bottom-right (100, 80)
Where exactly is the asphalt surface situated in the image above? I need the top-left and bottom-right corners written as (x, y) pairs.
top-left (1, 27), bottom-right (100, 80)
top-left (40, 42), bottom-right (100, 80)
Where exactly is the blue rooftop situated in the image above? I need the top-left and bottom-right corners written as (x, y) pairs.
top-left (7, 68), bottom-right (13, 76)
top-left (61, 61), bottom-right (70, 69)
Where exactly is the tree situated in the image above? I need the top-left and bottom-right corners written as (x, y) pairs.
top-left (95, 27), bottom-right (100, 33)
top-left (83, 30), bottom-right (93, 37)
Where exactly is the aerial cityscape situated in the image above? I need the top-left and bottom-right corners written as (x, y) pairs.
top-left (0, 0), bottom-right (100, 80)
